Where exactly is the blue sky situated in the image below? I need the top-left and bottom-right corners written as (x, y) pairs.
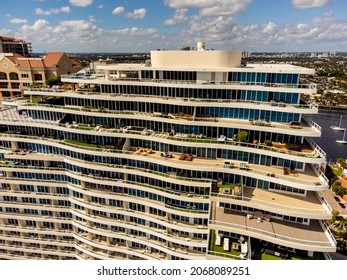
top-left (1, 0), bottom-right (347, 53)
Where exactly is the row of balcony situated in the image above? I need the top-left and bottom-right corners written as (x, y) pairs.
top-left (23, 88), bottom-right (319, 113)
top-left (60, 74), bottom-right (317, 92)
top-left (17, 102), bottom-right (322, 137)
top-left (1, 135), bottom-right (329, 192)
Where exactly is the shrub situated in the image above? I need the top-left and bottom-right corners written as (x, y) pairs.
top-left (45, 77), bottom-right (61, 87)
top-left (332, 183), bottom-right (347, 197)
top-left (265, 140), bottom-right (272, 146)
top-left (236, 130), bottom-right (248, 142)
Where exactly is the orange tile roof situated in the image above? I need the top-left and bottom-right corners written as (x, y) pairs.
top-left (43, 52), bottom-right (64, 68)
top-left (3, 53), bottom-right (24, 64)
top-left (338, 178), bottom-right (347, 189)
top-left (2, 52), bottom-right (80, 70)
top-left (70, 58), bottom-right (81, 67)
top-left (0, 36), bottom-right (25, 43)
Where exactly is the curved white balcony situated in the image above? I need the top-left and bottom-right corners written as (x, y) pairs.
top-left (67, 175), bottom-right (208, 207)
top-left (23, 89), bottom-right (319, 114)
top-left (69, 193), bottom-right (208, 221)
top-left (0, 244), bottom-right (75, 257)
top-left (209, 208), bottom-right (336, 252)
top-left (60, 73), bottom-right (317, 94)
top-left (0, 129), bottom-right (326, 164)
top-left (0, 253), bottom-right (27, 260)
top-left (0, 212), bottom-right (70, 225)
top-left (72, 220), bottom-right (206, 260)
top-left (210, 187), bottom-right (332, 219)
top-left (70, 208), bottom-right (207, 248)
top-left (1, 235), bottom-right (74, 247)
top-left (1, 137), bottom-right (328, 191)
top-left (15, 103), bottom-right (321, 137)
top-left (75, 236), bottom-right (159, 260)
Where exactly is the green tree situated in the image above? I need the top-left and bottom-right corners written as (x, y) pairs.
top-left (235, 130), bottom-right (248, 142)
top-left (328, 209), bottom-right (340, 224)
top-left (45, 77), bottom-right (61, 87)
top-left (333, 216), bottom-right (347, 233)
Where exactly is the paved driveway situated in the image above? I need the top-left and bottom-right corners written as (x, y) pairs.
top-left (320, 189), bottom-right (347, 217)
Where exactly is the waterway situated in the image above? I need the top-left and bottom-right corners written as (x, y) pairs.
top-left (309, 110), bottom-right (347, 162)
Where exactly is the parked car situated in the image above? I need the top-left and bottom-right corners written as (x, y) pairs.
top-left (334, 196), bottom-right (341, 202)
top-left (338, 203), bottom-right (346, 209)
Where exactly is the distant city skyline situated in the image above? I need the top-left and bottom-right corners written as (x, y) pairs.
top-left (1, 0), bottom-right (347, 53)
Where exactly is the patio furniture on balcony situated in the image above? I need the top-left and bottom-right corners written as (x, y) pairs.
top-left (223, 238), bottom-right (229, 251)
top-left (272, 142), bottom-right (286, 149)
top-left (179, 153), bottom-right (186, 160)
top-left (185, 155), bottom-right (193, 161)
top-left (232, 242), bottom-right (240, 251)
top-left (289, 121), bottom-right (302, 129)
top-left (217, 135), bottom-right (227, 142)
top-left (215, 233), bottom-right (222, 246)
top-left (223, 188), bottom-right (231, 195)
top-left (283, 167), bottom-right (290, 175)
top-left (240, 162), bottom-right (249, 170)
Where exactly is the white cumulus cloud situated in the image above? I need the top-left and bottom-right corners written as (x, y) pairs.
top-left (61, 6), bottom-right (71, 13)
top-left (20, 19), bottom-right (51, 32)
top-left (262, 22), bottom-right (276, 33)
top-left (10, 18), bottom-right (27, 24)
top-left (164, 9), bottom-right (188, 25)
top-left (112, 6), bottom-right (124, 15)
top-left (68, 0), bottom-right (93, 7)
top-left (34, 6), bottom-right (71, 16)
top-left (111, 27), bottom-right (157, 36)
top-left (164, 0), bottom-right (252, 16)
top-left (292, 0), bottom-right (330, 9)
top-left (126, 8), bottom-right (147, 19)
top-left (0, 29), bottom-right (12, 35)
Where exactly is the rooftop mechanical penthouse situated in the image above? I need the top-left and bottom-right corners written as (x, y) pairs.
top-left (0, 42), bottom-right (336, 260)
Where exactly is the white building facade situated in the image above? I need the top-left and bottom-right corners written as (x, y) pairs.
top-left (0, 44), bottom-right (335, 260)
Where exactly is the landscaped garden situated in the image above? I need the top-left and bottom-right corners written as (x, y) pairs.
top-left (208, 230), bottom-right (242, 259)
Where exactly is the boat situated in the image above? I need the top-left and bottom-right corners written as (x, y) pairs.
top-left (330, 115), bottom-right (345, 131)
top-left (336, 128), bottom-right (347, 144)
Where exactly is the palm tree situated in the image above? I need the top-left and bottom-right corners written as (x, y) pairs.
top-left (333, 216), bottom-right (347, 234)
top-left (327, 213), bottom-right (347, 254)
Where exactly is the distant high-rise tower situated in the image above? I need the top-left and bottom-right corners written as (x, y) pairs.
top-left (0, 36), bottom-right (32, 57)
top-left (242, 51), bottom-right (252, 58)
top-left (329, 50), bottom-right (337, 57)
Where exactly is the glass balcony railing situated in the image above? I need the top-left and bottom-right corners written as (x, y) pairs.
top-left (60, 74), bottom-right (317, 91)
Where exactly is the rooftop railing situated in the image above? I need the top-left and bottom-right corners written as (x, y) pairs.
top-left (302, 115), bottom-right (322, 132)
top-left (16, 103), bottom-right (321, 134)
top-left (0, 123), bottom-right (323, 164)
top-left (305, 137), bottom-right (326, 158)
top-left (60, 74), bottom-right (318, 91)
top-left (23, 89), bottom-right (318, 111)
top-left (210, 192), bottom-right (331, 216)
top-left (209, 220), bottom-right (336, 249)
top-left (0, 134), bottom-right (326, 187)
top-left (72, 207), bottom-right (208, 243)
top-left (73, 219), bottom-right (206, 256)
top-left (67, 170), bottom-right (210, 199)
top-left (0, 140), bottom-right (211, 185)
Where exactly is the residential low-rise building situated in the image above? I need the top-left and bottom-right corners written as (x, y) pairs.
top-left (0, 52), bottom-right (81, 103)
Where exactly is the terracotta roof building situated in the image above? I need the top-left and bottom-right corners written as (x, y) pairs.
top-left (0, 52), bottom-right (82, 102)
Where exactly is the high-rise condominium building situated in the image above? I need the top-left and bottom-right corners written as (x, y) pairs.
top-left (0, 43), bottom-right (336, 260)
top-left (0, 36), bottom-right (32, 57)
